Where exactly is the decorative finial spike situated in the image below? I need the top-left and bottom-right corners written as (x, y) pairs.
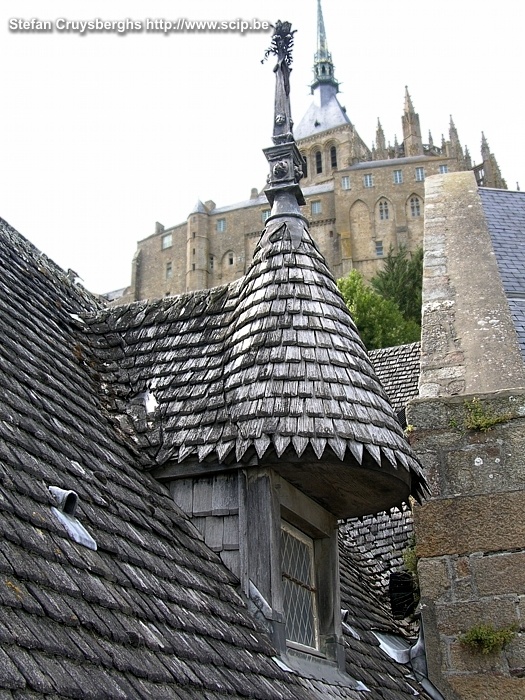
top-left (262, 21), bottom-right (305, 208)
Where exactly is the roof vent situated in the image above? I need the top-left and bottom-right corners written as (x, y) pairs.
top-left (49, 486), bottom-right (97, 551)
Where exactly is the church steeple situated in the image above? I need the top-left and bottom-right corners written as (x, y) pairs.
top-left (311, 0), bottom-right (339, 99)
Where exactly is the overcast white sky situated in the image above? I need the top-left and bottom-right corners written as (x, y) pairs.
top-left (1, 1), bottom-right (522, 295)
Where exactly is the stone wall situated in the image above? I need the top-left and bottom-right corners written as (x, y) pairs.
top-left (412, 172), bottom-right (525, 699)
top-left (409, 392), bottom-right (525, 699)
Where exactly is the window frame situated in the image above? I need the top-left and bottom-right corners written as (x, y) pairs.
top-left (311, 200), bottom-right (322, 216)
top-left (281, 521), bottom-right (320, 652)
top-left (379, 200), bottom-right (389, 221)
top-left (415, 166), bottom-right (425, 182)
top-left (216, 218), bottom-right (226, 233)
top-left (315, 151), bottom-right (323, 174)
top-left (341, 176), bottom-right (351, 191)
top-left (410, 196), bottom-right (421, 217)
top-left (393, 169), bottom-right (403, 184)
top-left (161, 233), bottom-right (173, 250)
top-left (363, 173), bottom-right (374, 188)
top-left (330, 145), bottom-right (337, 169)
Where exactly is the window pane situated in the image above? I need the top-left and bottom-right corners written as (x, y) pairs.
top-left (281, 523), bottom-right (318, 649)
top-left (315, 151), bottom-right (322, 174)
top-left (161, 233), bottom-right (172, 249)
top-left (393, 170), bottom-right (403, 184)
top-left (341, 176), bottom-right (350, 190)
top-left (330, 146), bottom-right (337, 169)
top-left (311, 201), bottom-right (322, 215)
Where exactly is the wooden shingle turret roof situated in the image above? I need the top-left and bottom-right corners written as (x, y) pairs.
top-left (89, 204), bottom-right (425, 518)
top-left (88, 23), bottom-right (425, 518)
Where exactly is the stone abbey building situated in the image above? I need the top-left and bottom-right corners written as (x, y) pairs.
top-left (115, 1), bottom-right (506, 304)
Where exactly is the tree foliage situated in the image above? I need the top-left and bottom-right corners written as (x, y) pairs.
top-left (370, 246), bottom-right (423, 325)
top-left (337, 270), bottom-right (421, 350)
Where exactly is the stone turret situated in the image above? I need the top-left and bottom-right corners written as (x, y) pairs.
top-left (186, 200), bottom-right (209, 292)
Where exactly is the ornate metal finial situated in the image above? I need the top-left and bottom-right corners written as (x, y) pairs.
top-left (262, 21), bottom-right (305, 208)
top-left (262, 20), bottom-right (296, 145)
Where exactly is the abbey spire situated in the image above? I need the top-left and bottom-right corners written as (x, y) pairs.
top-left (294, 0), bottom-right (356, 141)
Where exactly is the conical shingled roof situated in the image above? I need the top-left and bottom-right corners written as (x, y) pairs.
top-left (226, 214), bottom-right (410, 466)
top-left (87, 207), bottom-right (425, 516)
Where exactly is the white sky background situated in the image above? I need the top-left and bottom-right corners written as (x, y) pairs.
top-left (1, 0), bottom-right (522, 295)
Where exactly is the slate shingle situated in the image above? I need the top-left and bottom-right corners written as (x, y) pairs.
top-left (479, 187), bottom-right (525, 359)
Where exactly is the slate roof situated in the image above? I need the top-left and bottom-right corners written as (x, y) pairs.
top-left (369, 343), bottom-right (421, 427)
top-left (87, 215), bottom-right (425, 517)
top-left (342, 345), bottom-right (422, 612)
top-left (294, 92), bottom-right (350, 141)
top-left (0, 216), bottom-right (431, 699)
top-left (479, 187), bottom-right (525, 360)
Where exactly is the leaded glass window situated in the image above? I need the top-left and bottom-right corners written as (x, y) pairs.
top-left (281, 522), bottom-right (319, 649)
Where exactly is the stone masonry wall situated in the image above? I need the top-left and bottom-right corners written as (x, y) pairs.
top-left (408, 392), bottom-right (525, 699)
top-left (412, 172), bottom-right (525, 698)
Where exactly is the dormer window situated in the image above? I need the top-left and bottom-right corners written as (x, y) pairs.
top-left (281, 522), bottom-right (319, 650)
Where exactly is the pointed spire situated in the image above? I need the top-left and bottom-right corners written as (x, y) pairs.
top-left (428, 130), bottom-right (434, 149)
top-left (311, 0), bottom-right (339, 96)
top-left (448, 115), bottom-right (464, 166)
top-left (480, 133), bottom-right (507, 189)
top-left (464, 145), bottom-right (472, 170)
top-left (404, 86), bottom-right (414, 113)
top-left (402, 86), bottom-right (423, 156)
top-left (481, 131), bottom-right (490, 159)
top-left (375, 119), bottom-right (387, 160)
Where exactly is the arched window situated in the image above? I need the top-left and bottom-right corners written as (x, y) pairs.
top-left (379, 200), bottom-right (389, 220)
top-left (315, 151), bottom-right (322, 174)
top-left (410, 196), bottom-right (421, 217)
top-left (330, 146), bottom-right (337, 169)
